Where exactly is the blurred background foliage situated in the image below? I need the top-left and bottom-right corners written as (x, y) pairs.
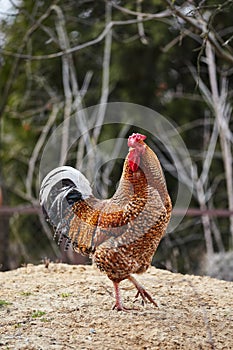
top-left (0, 0), bottom-right (233, 280)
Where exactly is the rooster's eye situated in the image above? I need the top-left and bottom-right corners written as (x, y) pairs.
top-left (66, 189), bottom-right (83, 205)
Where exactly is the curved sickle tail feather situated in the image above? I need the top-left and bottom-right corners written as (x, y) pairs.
top-left (40, 166), bottom-right (94, 253)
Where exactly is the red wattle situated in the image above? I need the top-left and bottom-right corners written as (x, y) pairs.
top-left (128, 149), bottom-right (140, 172)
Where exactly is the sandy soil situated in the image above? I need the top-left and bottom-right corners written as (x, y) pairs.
top-left (0, 263), bottom-right (232, 350)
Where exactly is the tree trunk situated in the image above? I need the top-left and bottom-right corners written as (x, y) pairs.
top-left (0, 185), bottom-right (10, 271)
top-left (0, 216), bottom-right (10, 271)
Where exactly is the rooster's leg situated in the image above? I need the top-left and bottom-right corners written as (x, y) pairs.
top-left (128, 275), bottom-right (158, 307)
top-left (112, 281), bottom-right (132, 312)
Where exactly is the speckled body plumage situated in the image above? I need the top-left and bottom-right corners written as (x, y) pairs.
top-left (72, 145), bottom-right (171, 281)
top-left (40, 134), bottom-right (172, 311)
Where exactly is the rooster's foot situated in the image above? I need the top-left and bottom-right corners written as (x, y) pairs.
top-left (112, 302), bottom-right (132, 312)
top-left (134, 287), bottom-right (158, 307)
top-left (128, 275), bottom-right (158, 307)
top-left (112, 281), bottom-right (140, 312)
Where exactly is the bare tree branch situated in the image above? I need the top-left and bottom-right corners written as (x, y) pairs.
top-left (194, 166), bottom-right (214, 257)
top-left (26, 103), bottom-right (61, 198)
top-left (0, 16), bottom-right (169, 61)
top-left (51, 5), bottom-right (73, 166)
top-left (136, 0), bottom-right (148, 45)
top-left (164, 0), bottom-right (233, 65)
top-left (206, 41), bottom-right (233, 243)
top-left (0, 4), bottom-right (55, 118)
top-left (93, 1), bottom-right (112, 143)
top-left (111, 1), bottom-right (171, 18)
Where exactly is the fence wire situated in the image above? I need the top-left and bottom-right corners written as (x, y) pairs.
top-left (0, 206), bottom-right (232, 280)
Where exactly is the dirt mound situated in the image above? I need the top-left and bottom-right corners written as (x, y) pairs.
top-left (0, 263), bottom-right (232, 349)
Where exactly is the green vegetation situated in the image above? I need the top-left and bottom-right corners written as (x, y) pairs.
top-left (31, 310), bottom-right (46, 318)
top-left (20, 291), bottom-right (32, 296)
top-left (0, 300), bottom-right (11, 307)
top-left (60, 292), bottom-right (72, 298)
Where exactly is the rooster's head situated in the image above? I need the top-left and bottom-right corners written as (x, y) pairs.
top-left (127, 133), bottom-right (147, 172)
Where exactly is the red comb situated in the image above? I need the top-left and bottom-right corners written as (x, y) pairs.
top-left (127, 133), bottom-right (147, 147)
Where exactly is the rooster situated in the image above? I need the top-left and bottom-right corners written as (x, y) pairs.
top-left (40, 133), bottom-right (172, 311)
